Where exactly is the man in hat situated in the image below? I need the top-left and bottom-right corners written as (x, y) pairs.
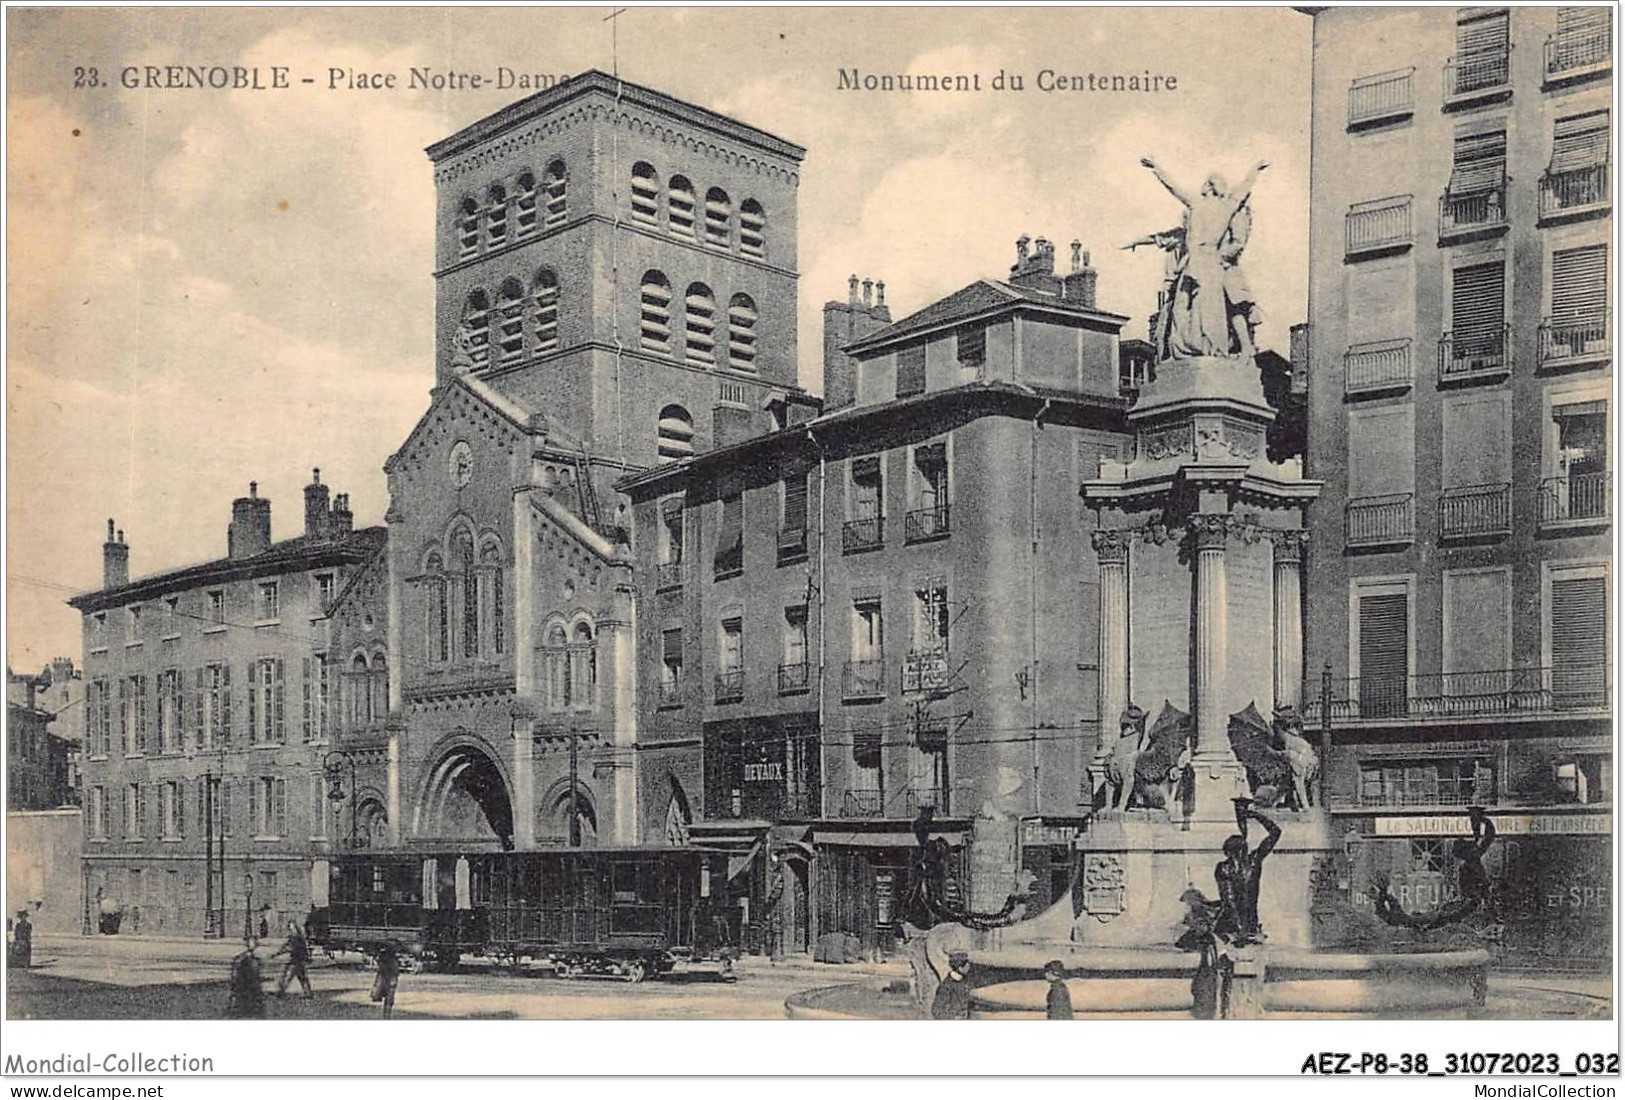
top-left (9, 908), bottom-right (33, 969)
top-left (1043, 959), bottom-right (1074, 1020)
top-left (930, 950), bottom-right (974, 1019)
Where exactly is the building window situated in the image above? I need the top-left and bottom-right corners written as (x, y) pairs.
top-left (1548, 566), bottom-right (1608, 705)
top-left (780, 605), bottom-right (809, 695)
top-left (126, 605), bottom-right (142, 644)
top-left (89, 785), bottom-right (107, 839)
top-left (668, 175), bottom-right (696, 239)
top-left (208, 590), bottom-right (225, 625)
top-left (314, 573), bottom-right (335, 613)
top-left (452, 528), bottom-right (479, 660)
top-left (660, 628), bottom-right (685, 705)
top-left (640, 271), bottom-right (672, 353)
top-left (121, 675), bottom-right (148, 755)
top-left (257, 581), bottom-right (279, 623)
top-left (1544, 244), bottom-right (1609, 364)
top-left (684, 283), bottom-right (716, 367)
top-left (156, 668), bottom-right (183, 754)
top-left (656, 404), bottom-right (694, 463)
top-left (703, 186), bottom-right (731, 248)
top-left (1355, 587), bottom-right (1410, 719)
top-left (896, 345), bottom-right (926, 398)
top-left (461, 290), bottom-right (492, 369)
top-left (912, 580), bottom-right (950, 654)
top-left (124, 782), bottom-right (145, 839)
top-left (302, 655), bottom-right (330, 744)
top-left (740, 199), bottom-right (766, 258)
top-left (907, 443), bottom-right (950, 542)
top-left (570, 622), bottom-right (597, 712)
top-left (457, 196), bottom-right (480, 259)
top-left (91, 612), bottom-right (107, 650)
top-left (1541, 111), bottom-right (1610, 217)
top-left (160, 779), bottom-right (186, 839)
top-left (845, 596), bottom-right (886, 699)
top-left (248, 657), bottom-right (285, 746)
top-left (779, 472), bottom-right (809, 562)
top-left (254, 775), bottom-right (287, 838)
top-left (1553, 754), bottom-right (1610, 805)
top-left (1449, 8), bottom-right (1510, 97)
top-left (163, 597), bottom-right (180, 637)
top-left (88, 678), bottom-right (112, 756)
top-left (1546, 7), bottom-right (1611, 80)
top-left (714, 492), bottom-right (744, 579)
top-left (1359, 757), bottom-right (1494, 808)
top-left (532, 269), bottom-right (560, 354)
top-left (657, 498), bottom-right (685, 590)
top-left (482, 543), bottom-right (506, 657)
top-left (197, 664), bottom-right (232, 749)
top-left (513, 170), bottom-right (539, 237)
top-left (1440, 128), bottom-right (1507, 234)
top-left (424, 553), bottom-right (449, 663)
top-left (542, 160), bottom-right (567, 227)
top-left (630, 162), bottom-right (660, 225)
top-left (496, 278), bottom-right (525, 366)
top-left (1441, 260), bottom-right (1507, 380)
top-left (716, 616), bottom-right (745, 703)
top-left (485, 182), bottom-right (508, 248)
top-left (956, 326), bottom-right (986, 376)
top-left (1543, 398), bottom-right (1610, 525)
top-left (727, 294), bottom-right (758, 372)
top-left (844, 457), bottom-right (884, 553)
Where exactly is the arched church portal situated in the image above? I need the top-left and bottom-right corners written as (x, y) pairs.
top-left (418, 743), bottom-right (515, 849)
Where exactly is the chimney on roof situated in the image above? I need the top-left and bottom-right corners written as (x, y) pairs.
top-left (102, 518), bottom-right (129, 589)
top-left (1062, 243), bottom-right (1098, 307)
top-left (824, 273), bottom-right (892, 410)
top-left (304, 468), bottom-right (332, 539)
top-left (229, 482), bottom-right (273, 560)
top-left (875, 280), bottom-right (888, 313)
top-left (331, 493), bottom-right (354, 535)
top-left (1010, 233), bottom-right (1063, 296)
top-left (862, 278), bottom-right (873, 308)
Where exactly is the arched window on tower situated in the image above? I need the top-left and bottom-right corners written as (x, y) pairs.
top-left (514, 171), bottom-right (539, 238)
top-left (482, 541), bottom-right (506, 656)
top-left (486, 183), bottom-right (508, 248)
top-left (704, 187), bottom-right (732, 248)
top-left (740, 199), bottom-right (766, 258)
top-left (728, 294), bottom-right (758, 372)
top-left (424, 552), bottom-right (449, 664)
top-left (532, 269), bottom-right (560, 354)
top-left (630, 162), bottom-right (660, 226)
top-left (570, 621), bottom-right (597, 712)
top-left (640, 271), bottom-right (672, 353)
top-left (457, 197), bottom-right (480, 259)
top-left (369, 652), bottom-right (389, 723)
top-left (452, 527), bottom-right (478, 660)
top-left (461, 291), bottom-right (491, 369)
top-left (684, 283), bottom-right (716, 367)
top-left (349, 654), bottom-right (371, 728)
top-left (542, 623), bottom-right (569, 711)
top-left (668, 176), bottom-right (696, 239)
top-left (657, 405), bottom-right (695, 462)
top-left (497, 278), bottom-right (525, 366)
top-left (543, 160), bottom-right (567, 227)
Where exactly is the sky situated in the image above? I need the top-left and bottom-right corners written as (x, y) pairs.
top-left (5, 5), bottom-right (1311, 671)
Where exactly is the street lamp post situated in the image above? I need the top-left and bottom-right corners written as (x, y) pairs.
top-left (242, 869), bottom-right (255, 946)
top-left (324, 750), bottom-right (358, 850)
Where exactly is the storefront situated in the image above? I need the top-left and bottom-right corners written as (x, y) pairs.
top-left (811, 820), bottom-right (969, 958)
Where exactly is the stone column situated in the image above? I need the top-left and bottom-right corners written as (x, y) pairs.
top-left (1092, 530), bottom-right (1131, 778)
top-left (1271, 531), bottom-right (1307, 712)
top-left (385, 724), bottom-right (402, 847)
top-left (510, 708), bottom-right (535, 850)
top-left (1192, 515), bottom-right (1231, 757)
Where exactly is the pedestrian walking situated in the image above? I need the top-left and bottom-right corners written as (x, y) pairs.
top-left (1043, 959), bottom-right (1074, 1020)
top-left (371, 942), bottom-right (402, 1018)
top-left (272, 921), bottom-right (313, 999)
top-left (257, 905), bottom-right (271, 942)
top-left (227, 942), bottom-right (266, 1019)
top-left (8, 909), bottom-right (33, 969)
top-left (929, 950), bottom-right (974, 1020)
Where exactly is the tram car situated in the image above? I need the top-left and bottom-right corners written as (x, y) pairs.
top-left (308, 846), bottom-right (719, 982)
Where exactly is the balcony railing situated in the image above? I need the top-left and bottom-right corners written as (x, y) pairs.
top-left (1438, 325), bottom-right (1511, 383)
top-left (1305, 665), bottom-right (1610, 726)
top-left (1439, 179), bottom-right (1509, 237)
top-left (1539, 473), bottom-right (1611, 527)
top-left (1539, 164), bottom-right (1609, 219)
top-left (713, 670), bottom-right (744, 704)
top-left (1344, 338), bottom-right (1413, 395)
top-left (1348, 68), bottom-right (1415, 127)
top-left (1439, 482), bottom-right (1511, 540)
top-left (842, 790), bottom-right (884, 818)
top-left (655, 561), bottom-right (683, 592)
top-left (903, 787), bottom-right (949, 817)
top-left (1358, 782), bottom-right (1496, 810)
top-left (1345, 493), bottom-right (1414, 548)
top-left (777, 525), bottom-right (808, 563)
top-left (1345, 196), bottom-right (1413, 257)
top-left (1546, 27), bottom-right (1611, 80)
top-left (842, 516), bottom-right (884, 554)
top-left (1445, 50), bottom-right (1511, 101)
top-left (842, 659), bottom-right (886, 700)
top-left (777, 662), bottom-right (810, 695)
top-left (1541, 311), bottom-right (1610, 365)
top-left (904, 505), bottom-right (952, 544)
top-left (712, 542), bottom-right (742, 580)
top-left (657, 679), bottom-right (683, 708)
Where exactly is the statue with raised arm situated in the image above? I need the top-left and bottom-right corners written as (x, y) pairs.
top-left (1134, 156), bottom-right (1269, 361)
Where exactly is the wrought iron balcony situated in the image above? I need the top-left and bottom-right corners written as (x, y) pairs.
top-left (1305, 665), bottom-right (1610, 726)
top-left (842, 659), bottom-right (886, 701)
top-left (1438, 326), bottom-right (1511, 384)
top-left (655, 561), bottom-right (683, 592)
top-left (904, 505), bottom-right (951, 544)
top-left (1438, 482), bottom-right (1511, 540)
top-left (842, 790), bottom-right (884, 818)
top-left (1439, 179), bottom-right (1509, 238)
top-left (1344, 196), bottom-right (1413, 258)
top-left (1444, 50), bottom-right (1511, 105)
top-left (1358, 781), bottom-right (1497, 810)
top-left (713, 670), bottom-right (744, 704)
top-left (842, 516), bottom-right (884, 554)
top-left (1545, 26), bottom-right (1611, 82)
top-left (903, 787), bottom-right (948, 817)
top-left (1540, 311), bottom-right (1610, 365)
top-left (1539, 473), bottom-right (1611, 528)
top-left (1344, 338), bottom-right (1413, 396)
top-left (1347, 68), bottom-right (1415, 128)
top-left (777, 662), bottom-right (810, 695)
top-left (1539, 164), bottom-right (1609, 220)
top-left (1345, 493), bottom-right (1414, 548)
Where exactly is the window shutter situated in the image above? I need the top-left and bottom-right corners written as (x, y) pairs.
top-left (1449, 130), bottom-right (1506, 193)
top-left (273, 659), bottom-right (286, 744)
top-left (177, 782), bottom-right (186, 839)
top-left (719, 495), bottom-right (743, 550)
top-left (1457, 9), bottom-right (1508, 53)
top-left (220, 666), bottom-right (233, 747)
top-left (275, 778), bottom-right (288, 837)
top-left (302, 657), bottom-right (313, 742)
top-left (1551, 245), bottom-right (1607, 323)
top-left (663, 629), bottom-right (683, 665)
top-left (118, 679), bottom-right (128, 754)
top-left (1551, 577), bottom-right (1607, 666)
top-left (783, 474), bottom-right (808, 532)
top-left (119, 786), bottom-right (127, 837)
top-left (1552, 112), bottom-right (1610, 172)
top-left (251, 780), bottom-right (262, 836)
top-left (222, 780), bottom-right (233, 838)
top-left (896, 345), bottom-right (927, 398)
top-left (1359, 592), bottom-right (1409, 717)
top-left (1452, 263), bottom-right (1504, 341)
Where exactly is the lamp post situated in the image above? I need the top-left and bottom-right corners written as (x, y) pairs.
top-left (242, 869), bottom-right (255, 946)
top-left (324, 750), bottom-right (358, 850)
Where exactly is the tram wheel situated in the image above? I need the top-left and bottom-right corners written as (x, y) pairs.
top-left (624, 959), bottom-right (648, 984)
